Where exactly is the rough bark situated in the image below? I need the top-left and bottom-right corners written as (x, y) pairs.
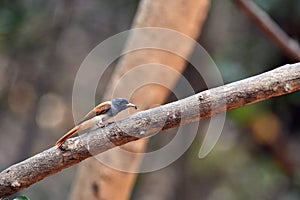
top-left (0, 63), bottom-right (299, 198)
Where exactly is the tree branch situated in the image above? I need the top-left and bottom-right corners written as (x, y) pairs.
top-left (235, 0), bottom-right (300, 61)
top-left (1, 63), bottom-right (300, 198)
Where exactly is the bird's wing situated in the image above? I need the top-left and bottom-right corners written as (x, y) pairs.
top-left (55, 117), bottom-right (99, 147)
top-left (81, 101), bottom-right (112, 123)
top-left (55, 101), bottom-right (112, 147)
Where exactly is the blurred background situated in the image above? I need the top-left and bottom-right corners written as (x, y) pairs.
top-left (0, 0), bottom-right (300, 199)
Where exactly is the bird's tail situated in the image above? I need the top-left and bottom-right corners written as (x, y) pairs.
top-left (55, 126), bottom-right (79, 147)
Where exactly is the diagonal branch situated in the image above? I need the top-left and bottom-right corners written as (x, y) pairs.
top-left (0, 63), bottom-right (300, 198)
top-left (235, 0), bottom-right (300, 61)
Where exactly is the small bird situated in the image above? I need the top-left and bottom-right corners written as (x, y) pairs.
top-left (55, 98), bottom-right (137, 147)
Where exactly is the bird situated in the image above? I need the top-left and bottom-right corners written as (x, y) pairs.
top-left (55, 98), bottom-right (137, 147)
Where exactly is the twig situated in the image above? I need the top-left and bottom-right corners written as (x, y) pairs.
top-left (0, 63), bottom-right (300, 198)
top-left (235, 0), bottom-right (300, 61)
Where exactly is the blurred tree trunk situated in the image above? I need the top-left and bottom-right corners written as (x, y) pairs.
top-left (69, 0), bottom-right (210, 199)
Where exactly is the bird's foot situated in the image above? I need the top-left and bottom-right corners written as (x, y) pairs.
top-left (103, 121), bottom-right (114, 127)
top-left (96, 121), bottom-right (114, 128)
top-left (96, 122), bottom-right (105, 128)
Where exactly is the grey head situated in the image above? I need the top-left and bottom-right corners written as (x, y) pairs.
top-left (110, 98), bottom-right (137, 116)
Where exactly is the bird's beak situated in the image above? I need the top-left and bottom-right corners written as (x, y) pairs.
top-left (127, 103), bottom-right (137, 109)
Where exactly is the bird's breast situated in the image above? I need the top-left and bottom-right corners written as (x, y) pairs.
top-left (94, 114), bottom-right (107, 122)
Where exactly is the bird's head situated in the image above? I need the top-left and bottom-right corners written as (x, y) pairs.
top-left (111, 98), bottom-right (137, 115)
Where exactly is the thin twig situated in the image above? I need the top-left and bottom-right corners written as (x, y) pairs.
top-left (235, 0), bottom-right (300, 61)
top-left (0, 63), bottom-right (300, 198)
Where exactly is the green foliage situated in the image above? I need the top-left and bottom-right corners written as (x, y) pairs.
top-left (229, 101), bottom-right (270, 127)
top-left (13, 196), bottom-right (29, 200)
top-left (2, 196), bottom-right (29, 200)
